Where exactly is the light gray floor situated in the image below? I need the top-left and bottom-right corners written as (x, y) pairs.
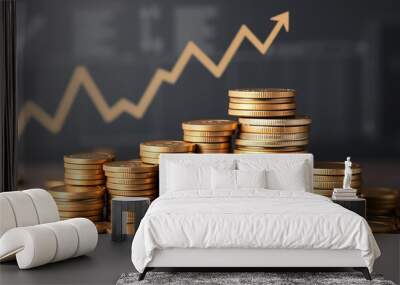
top-left (0, 235), bottom-right (134, 285)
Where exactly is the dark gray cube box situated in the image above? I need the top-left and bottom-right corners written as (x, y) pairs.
top-left (332, 198), bottom-right (366, 219)
top-left (111, 197), bottom-right (150, 242)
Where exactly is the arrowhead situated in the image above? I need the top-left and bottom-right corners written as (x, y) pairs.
top-left (270, 11), bottom-right (289, 32)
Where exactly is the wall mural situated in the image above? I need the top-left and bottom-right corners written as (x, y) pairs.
top-left (16, 0), bottom-right (400, 167)
top-left (17, 12), bottom-right (289, 136)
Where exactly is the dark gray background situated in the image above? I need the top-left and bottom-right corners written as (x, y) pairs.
top-left (16, 0), bottom-right (400, 167)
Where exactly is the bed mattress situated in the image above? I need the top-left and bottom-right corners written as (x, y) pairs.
top-left (131, 190), bottom-right (380, 273)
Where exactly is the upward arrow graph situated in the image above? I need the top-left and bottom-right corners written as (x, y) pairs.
top-left (18, 11), bottom-right (289, 136)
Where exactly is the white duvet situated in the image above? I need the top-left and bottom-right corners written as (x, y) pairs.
top-left (131, 190), bottom-right (380, 272)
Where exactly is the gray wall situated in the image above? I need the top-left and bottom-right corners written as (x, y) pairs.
top-left (16, 0), bottom-right (400, 163)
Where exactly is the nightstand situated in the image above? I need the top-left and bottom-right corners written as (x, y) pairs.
top-left (332, 198), bottom-right (366, 218)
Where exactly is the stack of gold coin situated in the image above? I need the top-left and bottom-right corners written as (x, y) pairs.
top-left (58, 152), bottom-right (114, 222)
top-left (182, 120), bottom-right (237, 153)
top-left (140, 140), bottom-right (195, 164)
top-left (228, 89), bottom-right (296, 118)
top-left (103, 160), bottom-right (159, 220)
top-left (228, 89), bottom-right (311, 153)
top-left (64, 152), bottom-right (114, 186)
top-left (95, 221), bottom-right (111, 234)
top-left (362, 188), bottom-right (399, 233)
top-left (234, 116), bottom-right (311, 153)
top-left (313, 161), bottom-right (362, 197)
top-left (48, 184), bottom-right (106, 223)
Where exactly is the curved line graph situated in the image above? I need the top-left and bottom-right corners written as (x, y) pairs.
top-left (17, 11), bottom-right (289, 136)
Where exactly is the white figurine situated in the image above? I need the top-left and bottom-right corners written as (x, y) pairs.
top-left (343, 156), bottom-right (352, 189)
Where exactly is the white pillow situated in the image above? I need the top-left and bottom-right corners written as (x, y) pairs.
top-left (238, 159), bottom-right (310, 192)
top-left (236, 169), bottom-right (267, 189)
top-left (211, 169), bottom-right (267, 191)
top-left (211, 168), bottom-right (237, 190)
top-left (166, 160), bottom-right (236, 192)
top-left (167, 162), bottom-right (210, 191)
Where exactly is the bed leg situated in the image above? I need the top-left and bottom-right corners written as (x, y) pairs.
top-left (138, 268), bottom-right (148, 281)
top-left (354, 267), bottom-right (371, 280)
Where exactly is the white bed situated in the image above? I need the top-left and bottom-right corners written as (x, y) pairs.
top-left (131, 154), bottom-right (380, 280)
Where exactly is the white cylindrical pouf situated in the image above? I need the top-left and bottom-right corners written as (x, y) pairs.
top-left (0, 196), bottom-right (17, 237)
top-left (0, 192), bottom-right (39, 227)
top-left (23, 189), bottom-right (59, 223)
top-left (42, 221), bottom-right (79, 262)
top-left (0, 226), bottom-right (57, 269)
top-left (64, 218), bottom-right (98, 257)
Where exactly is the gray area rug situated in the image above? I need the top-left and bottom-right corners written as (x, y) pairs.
top-left (116, 272), bottom-right (396, 285)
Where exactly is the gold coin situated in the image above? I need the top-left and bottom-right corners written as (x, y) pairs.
top-left (126, 212), bottom-right (135, 223)
top-left (139, 150), bottom-right (194, 159)
top-left (88, 215), bottom-right (104, 222)
top-left (103, 160), bottom-right (158, 173)
top-left (313, 189), bottom-right (333, 196)
top-left (64, 152), bottom-right (115, 165)
top-left (106, 182), bottom-right (156, 191)
top-left (229, 102), bottom-right (296, 111)
top-left (238, 116), bottom-right (311, 126)
top-left (362, 188), bottom-right (399, 200)
top-left (234, 147), bottom-right (306, 154)
top-left (229, 97), bottom-right (294, 104)
top-left (239, 132), bottom-right (308, 141)
top-left (183, 130), bottom-right (234, 137)
top-left (235, 138), bottom-right (308, 147)
top-left (195, 142), bottom-right (231, 150)
top-left (367, 202), bottom-right (398, 209)
top-left (64, 178), bottom-right (105, 186)
top-left (49, 185), bottom-right (105, 200)
top-left (59, 209), bottom-right (102, 218)
top-left (140, 157), bottom-right (159, 165)
top-left (229, 88), bottom-right (296, 99)
top-left (95, 221), bottom-right (111, 234)
top-left (314, 180), bottom-right (361, 189)
top-left (368, 216), bottom-right (397, 223)
top-left (64, 169), bottom-right (104, 175)
top-left (64, 173), bottom-right (105, 180)
top-left (313, 174), bottom-right (362, 182)
top-left (45, 180), bottom-right (64, 189)
top-left (108, 193), bottom-right (157, 200)
top-left (367, 208), bottom-right (394, 216)
top-left (235, 146), bottom-right (305, 152)
top-left (184, 135), bottom-right (231, 143)
top-left (368, 221), bottom-right (395, 233)
top-left (126, 223), bottom-right (135, 235)
top-left (60, 216), bottom-right (104, 222)
top-left (139, 150), bottom-right (161, 159)
top-left (55, 198), bottom-right (103, 204)
top-left (107, 177), bottom-right (156, 185)
top-left (197, 148), bottom-right (231, 153)
top-left (107, 189), bottom-right (157, 197)
top-left (182, 120), bottom-right (237, 131)
top-left (56, 202), bottom-right (104, 211)
top-left (140, 140), bottom-right (195, 153)
top-left (314, 162), bottom-right (361, 175)
top-left (105, 171), bottom-right (157, 179)
top-left (229, 109), bottom-right (296, 117)
top-left (366, 195), bottom-right (398, 203)
top-left (64, 163), bottom-right (103, 170)
top-left (240, 125), bottom-right (309, 134)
